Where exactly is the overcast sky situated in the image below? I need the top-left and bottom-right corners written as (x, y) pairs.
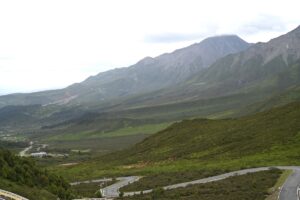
top-left (0, 0), bottom-right (299, 95)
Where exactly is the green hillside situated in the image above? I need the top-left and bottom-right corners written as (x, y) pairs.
top-left (105, 101), bottom-right (300, 163)
top-left (237, 86), bottom-right (300, 116)
top-left (54, 101), bottom-right (300, 182)
top-left (0, 148), bottom-right (75, 200)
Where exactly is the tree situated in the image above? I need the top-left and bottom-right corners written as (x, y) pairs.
top-left (95, 190), bottom-right (102, 198)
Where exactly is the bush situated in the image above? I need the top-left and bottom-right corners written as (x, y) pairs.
top-left (0, 148), bottom-right (75, 200)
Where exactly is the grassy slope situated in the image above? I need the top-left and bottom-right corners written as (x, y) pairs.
top-left (0, 179), bottom-right (57, 200)
top-left (43, 83), bottom-right (300, 145)
top-left (46, 122), bottom-right (171, 141)
top-left (237, 86), bottom-right (300, 116)
top-left (119, 170), bottom-right (281, 200)
top-left (53, 101), bottom-right (300, 181)
top-left (0, 148), bottom-right (76, 200)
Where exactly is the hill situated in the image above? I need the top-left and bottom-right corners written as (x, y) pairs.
top-left (0, 148), bottom-right (75, 200)
top-left (106, 101), bottom-right (300, 163)
top-left (55, 101), bottom-right (300, 181)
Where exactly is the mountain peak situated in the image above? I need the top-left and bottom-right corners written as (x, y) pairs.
top-left (201, 34), bottom-right (247, 44)
top-left (290, 25), bottom-right (300, 34)
top-left (294, 25), bottom-right (300, 31)
top-left (208, 34), bottom-right (240, 39)
top-left (136, 56), bottom-right (155, 65)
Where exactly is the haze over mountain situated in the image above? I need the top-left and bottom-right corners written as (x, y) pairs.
top-left (1, 26), bottom-right (300, 135)
top-left (0, 35), bottom-right (250, 107)
top-left (118, 25), bottom-right (300, 107)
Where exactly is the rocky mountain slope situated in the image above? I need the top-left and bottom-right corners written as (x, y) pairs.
top-left (0, 35), bottom-right (250, 107)
top-left (118, 25), bottom-right (300, 107)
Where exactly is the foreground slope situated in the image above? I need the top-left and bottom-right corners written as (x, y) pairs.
top-left (0, 148), bottom-right (75, 200)
top-left (56, 101), bottom-right (300, 180)
top-left (119, 170), bottom-right (281, 200)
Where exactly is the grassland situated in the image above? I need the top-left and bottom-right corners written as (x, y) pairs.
top-left (118, 169), bottom-right (282, 200)
top-left (33, 122), bottom-right (171, 167)
top-left (51, 101), bottom-right (300, 182)
top-left (36, 134), bottom-right (150, 167)
top-left (120, 169), bottom-right (227, 192)
top-left (46, 122), bottom-right (171, 141)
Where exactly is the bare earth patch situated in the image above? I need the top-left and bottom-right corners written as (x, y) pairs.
top-left (60, 162), bottom-right (79, 166)
top-left (121, 162), bottom-right (148, 169)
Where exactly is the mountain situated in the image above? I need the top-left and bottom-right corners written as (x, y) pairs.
top-left (75, 35), bottom-right (250, 102)
top-left (2, 26), bottom-right (300, 144)
top-left (0, 35), bottom-right (250, 107)
top-left (192, 25), bottom-right (300, 95)
top-left (117, 25), bottom-right (300, 107)
top-left (0, 105), bottom-right (41, 130)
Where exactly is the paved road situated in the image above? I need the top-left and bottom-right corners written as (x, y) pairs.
top-left (100, 176), bottom-right (141, 198)
top-left (70, 178), bottom-right (113, 186)
top-left (19, 141), bottom-right (33, 157)
top-left (279, 169), bottom-right (300, 200)
top-left (0, 189), bottom-right (29, 200)
top-left (98, 166), bottom-right (300, 198)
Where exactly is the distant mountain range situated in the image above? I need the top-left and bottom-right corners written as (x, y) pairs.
top-left (1, 26), bottom-right (300, 136)
top-left (0, 35), bottom-right (250, 107)
top-left (123, 25), bottom-right (300, 107)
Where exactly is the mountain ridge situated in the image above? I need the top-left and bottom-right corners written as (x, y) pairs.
top-left (118, 25), bottom-right (300, 107)
top-left (0, 35), bottom-right (250, 107)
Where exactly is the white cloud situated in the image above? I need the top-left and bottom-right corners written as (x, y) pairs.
top-left (0, 0), bottom-right (299, 94)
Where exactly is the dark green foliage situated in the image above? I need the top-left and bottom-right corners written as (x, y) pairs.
top-left (119, 170), bottom-right (281, 200)
top-left (95, 190), bottom-right (102, 198)
top-left (119, 191), bottom-right (124, 197)
top-left (121, 170), bottom-right (226, 192)
top-left (72, 180), bottom-right (116, 198)
top-left (0, 148), bottom-right (75, 200)
top-left (0, 140), bottom-right (28, 150)
top-left (0, 178), bottom-right (57, 200)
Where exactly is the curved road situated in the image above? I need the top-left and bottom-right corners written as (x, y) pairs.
top-left (99, 166), bottom-right (300, 198)
top-left (19, 141), bottom-right (33, 157)
top-left (0, 189), bottom-right (29, 200)
top-left (100, 176), bottom-right (141, 197)
top-left (70, 178), bottom-right (114, 186)
top-left (279, 169), bottom-right (300, 200)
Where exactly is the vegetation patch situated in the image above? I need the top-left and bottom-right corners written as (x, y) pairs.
top-left (0, 148), bottom-right (76, 200)
top-left (120, 169), bottom-right (227, 192)
top-left (119, 169), bottom-right (281, 200)
top-left (72, 180), bottom-right (116, 198)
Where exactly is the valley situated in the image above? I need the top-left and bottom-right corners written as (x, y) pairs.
top-left (0, 24), bottom-right (300, 200)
